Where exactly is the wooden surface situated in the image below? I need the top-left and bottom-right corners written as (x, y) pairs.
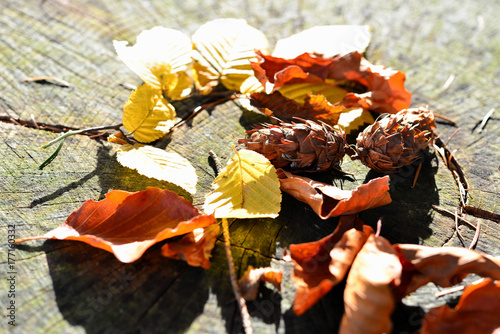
top-left (1, 0), bottom-right (499, 333)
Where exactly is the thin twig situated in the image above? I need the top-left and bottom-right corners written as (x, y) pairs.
top-left (23, 76), bottom-right (72, 87)
top-left (463, 206), bottom-right (500, 223)
top-left (411, 163), bottom-right (422, 188)
top-left (469, 220), bottom-right (481, 249)
top-left (208, 150), bottom-right (222, 176)
top-left (454, 208), bottom-right (465, 245)
top-left (433, 113), bottom-right (458, 126)
top-left (221, 218), bottom-right (253, 334)
top-left (431, 205), bottom-right (477, 229)
top-left (444, 128), bottom-right (460, 146)
top-left (477, 108), bottom-right (495, 133)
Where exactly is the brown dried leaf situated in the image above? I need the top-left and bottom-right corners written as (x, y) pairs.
top-left (15, 188), bottom-right (216, 263)
top-left (250, 91), bottom-right (344, 126)
top-left (395, 244), bottom-right (500, 295)
top-left (277, 169), bottom-right (391, 219)
top-left (238, 265), bottom-right (283, 301)
top-left (161, 224), bottom-right (220, 269)
top-left (288, 216), bottom-right (373, 315)
top-left (421, 279), bottom-right (500, 334)
top-left (339, 234), bottom-right (402, 334)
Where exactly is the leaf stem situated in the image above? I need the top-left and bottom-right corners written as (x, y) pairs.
top-left (221, 218), bottom-right (253, 334)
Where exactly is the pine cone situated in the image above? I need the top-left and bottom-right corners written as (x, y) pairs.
top-left (239, 119), bottom-right (346, 172)
top-left (353, 107), bottom-right (436, 173)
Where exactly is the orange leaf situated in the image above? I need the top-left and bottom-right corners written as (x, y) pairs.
top-left (252, 50), bottom-right (411, 114)
top-left (277, 169), bottom-right (392, 219)
top-left (15, 188), bottom-right (216, 263)
top-left (287, 216), bottom-right (373, 315)
top-left (339, 234), bottom-right (402, 334)
top-left (421, 279), bottom-right (500, 334)
top-left (250, 91), bottom-right (344, 126)
top-left (238, 265), bottom-right (283, 301)
top-left (161, 224), bottom-right (220, 269)
top-left (395, 244), bottom-right (500, 295)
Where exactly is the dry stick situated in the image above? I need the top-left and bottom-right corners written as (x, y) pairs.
top-left (435, 278), bottom-right (486, 298)
top-left (477, 108), bottom-right (495, 133)
top-left (463, 206), bottom-right (500, 223)
top-left (454, 208), bottom-right (466, 245)
top-left (469, 220), bottom-right (481, 249)
top-left (433, 113), bottom-right (458, 126)
top-left (23, 76), bottom-right (72, 88)
top-left (431, 205), bottom-right (477, 230)
top-left (444, 127), bottom-right (460, 146)
top-left (221, 218), bottom-right (253, 334)
top-left (411, 163), bottom-right (422, 189)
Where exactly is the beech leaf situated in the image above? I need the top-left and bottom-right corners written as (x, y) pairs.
top-left (238, 265), bottom-right (283, 300)
top-left (116, 144), bottom-right (198, 194)
top-left (421, 279), bottom-right (500, 334)
top-left (192, 18), bottom-right (269, 93)
top-left (339, 234), bottom-right (402, 334)
top-left (272, 25), bottom-right (371, 59)
top-left (161, 224), bottom-right (220, 269)
top-left (277, 170), bottom-right (391, 218)
top-left (288, 216), bottom-right (373, 315)
top-left (113, 26), bottom-right (192, 99)
top-left (123, 84), bottom-right (176, 143)
top-left (250, 91), bottom-right (344, 126)
top-left (15, 188), bottom-right (216, 263)
top-left (203, 149), bottom-right (281, 218)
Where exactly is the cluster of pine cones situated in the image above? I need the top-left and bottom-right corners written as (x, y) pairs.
top-left (239, 107), bottom-right (436, 174)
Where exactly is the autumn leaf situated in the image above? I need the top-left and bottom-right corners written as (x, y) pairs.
top-left (421, 279), bottom-right (500, 334)
top-left (339, 233), bottom-right (402, 334)
top-left (287, 216), bottom-right (373, 315)
top-left (250, 91), bottom-right (344, 126)
top-left (272, 25), bottom-right (371, 59)
top-left (203, 149), bottom-right (281, 218)
top-left (191, 18), bottom-right (269, 94)
top-left (161, 224), bottom-right (220, 269)
top-left (116, 144), bottom-right (198, 195)
top-left (122, 84), bottom-right (176, 143)
top-left (395, 244), bottom-right (500, 295)
top-left (15, 188), bottom-right (216, 263)
top-left (238, 265), bottom-right (283, 300)
top-left (113, 26), bottom-right (193, 99)
top-left (277, 170), bottom-right (391, 218)
top-left (252, 50), bottom-right (411, 114)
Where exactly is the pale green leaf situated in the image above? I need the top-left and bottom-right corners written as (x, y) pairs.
top-left (272, 25), bottom-right (371, 58)
top-left (117, 144), bottom-right (197, 194)
top-left (192, 18), bottom-right (269, 93)
top-left (338, 108), bottom-right (375, 135)
top-left (114, 27), bottom-right (193, 99)
top-left (203, 149), bottom-right (281, 218)
top-left (122, 84), bottom-right (176, 143)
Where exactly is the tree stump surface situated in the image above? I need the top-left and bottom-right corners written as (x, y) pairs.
top-left (1, 0), bottom-right (499, 333)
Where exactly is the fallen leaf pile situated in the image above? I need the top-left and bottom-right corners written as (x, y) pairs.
top-left (19, 18), bottom-right (500, 334)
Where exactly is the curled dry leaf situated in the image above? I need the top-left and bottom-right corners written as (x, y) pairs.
top-left (238, 265), bottom-right (283, 301)
top-left (250, 91), bottom-right (344, 126)
top-left (113, 26), bottom-right (192, 100)
top-left (277, 169), bottom-right (391, 218)
top-left (252, 50), bottom-right (411, 114)
top-left (395, 244), bottom-right (500, 295)
top-left (288, 216), bottom-right (373, 315)
top-left (15, 188), bottom-right (215, 263)
top-left (339, 234), bottom-right (402, 334)
top-left (161, 224), bottom-right (220, 269)
top-left (421, 279), bottom-right (500, 334)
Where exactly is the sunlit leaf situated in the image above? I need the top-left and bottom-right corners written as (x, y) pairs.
top-left (337, 108), bottom-right (375, 135)
top-left (113, 26), bottom-right (193, 99)
top-left (117, 144), bottom-right (197, 194)
top-left (203, 149), bottom-right (281, 218)
top-left (192, 18), bottom-right (269, 93)
top-left (161, 224), bottom-right (220, 269)
top-left (277, 81), bottom-right (348, 104)
top-left (273, 25), bottom-right (371, 59)
top-left (15, 188), bottom-right (215, 263)
top-left (122, 84), bottom-right (176, 143)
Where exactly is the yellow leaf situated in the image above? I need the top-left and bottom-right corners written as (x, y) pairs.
top-left (278, 82), bottom-right (348, 104)
top-left (203, 149), bottom-right (281, 218)
top-left (273, 25), bottom-right (371, 58)
top-left (117, 144), bottom-right (198, 194)
top-left (123, 84), bottom-right (176, 143)
top-left (113, 27), bottom-right (193, 99)
top-left (338, 108), bottom-right (375, 135)
top-left (192, 18), bottom-right (269, 93)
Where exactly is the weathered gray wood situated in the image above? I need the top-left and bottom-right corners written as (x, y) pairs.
top-left (1, 0), bottom-right (499, 333)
